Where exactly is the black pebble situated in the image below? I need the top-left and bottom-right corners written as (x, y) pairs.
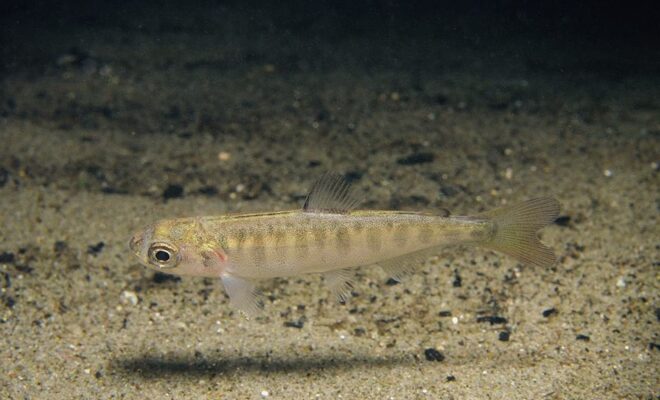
top-left (0, 252), bottom-right (15, 264)
top-left (344, 170), bottom-right (363, 183)
top-left (498, 331), bottom-right (510, 341)
top-left (649, 343), bottom-right (660, 351)
top-left (307, 160), bottom-right (321, 167)
top-left (385, 278), bottom-right (400, 286)
top-left (446, 375), bottom-right (456, 382)
top-left (284, 318), bottom-right (304, 329)
top-left (655, 308), bottom-right (660, 322)
top-left (153, 272), bottom-right (181, 283)
top-left (87, 242), bottom-right (105, 255)
top-left (452, 270), bottom-right (462, 287)
top-left (198, 186), bottom-right (218, 196)
top-left (15, 265), bottom-right (33, 274)
top-left (5, 296), bottom-right (15, 308)
top-left (476, 315), bottom-right (508, 325)
top-left (576, 334), bottom-right (590, 341)
top-left (94, 371), bottom-right (103, 379)
top-left (554, 216), bottom-right (571, 227)
top-left (54, 241), bottom-right (68, 254)
top-left (438, 310), bottom-right (452, 317)
top-left (162, 184), bottom-right (184, 200)
top-left (0, 167), bottom-right (8, 187)
top-left (440, 185), bottom-right (459, 197)
top-left (542, 308), bottom-right (558, 317)
top-left (434, 94), bottom-right (449, 105)
top-left (424, 348), bottom-right (445, 362)
top-left (397, 152), bottom-right (434, 165)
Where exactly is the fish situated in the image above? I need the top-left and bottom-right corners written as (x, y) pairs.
top-left (129, 173), bottom-right (560, 315)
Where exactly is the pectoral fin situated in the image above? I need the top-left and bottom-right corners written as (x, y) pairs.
top-left (323, 268), bottom-right (355, 303)
top-left (220, 274), bottom-right (263, 317)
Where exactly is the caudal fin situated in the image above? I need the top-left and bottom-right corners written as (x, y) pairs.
top-left (478, 197), bottom-right (560, 267)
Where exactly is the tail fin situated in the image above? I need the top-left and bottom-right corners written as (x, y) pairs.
top-left (478, 197), bottom-right (560, 267)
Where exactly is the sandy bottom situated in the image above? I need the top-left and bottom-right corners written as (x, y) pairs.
top-left (1, 3), bottom-right (658, 399)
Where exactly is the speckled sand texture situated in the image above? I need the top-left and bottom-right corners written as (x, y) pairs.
top-left (1, 2), bottom-right (658, 399)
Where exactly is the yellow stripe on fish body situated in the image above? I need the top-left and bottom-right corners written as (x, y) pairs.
top-left (201, 210), bottom-right (490, 280)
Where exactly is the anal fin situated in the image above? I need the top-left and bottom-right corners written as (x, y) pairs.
top-left (220, 274), bottom-right (264, 317)
top-left (323, 268), bottom-right (355, 303)
top-left (378, 246), bottom-right (443, 282)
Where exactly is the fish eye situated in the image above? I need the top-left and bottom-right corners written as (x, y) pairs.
top-left (148, 243), bottom-right (178, 268)
top-left (155, 250), bottom-right (170, 262)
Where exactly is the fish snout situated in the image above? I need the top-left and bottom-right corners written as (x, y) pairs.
top-left (128, 232), bottom-right (144, 255)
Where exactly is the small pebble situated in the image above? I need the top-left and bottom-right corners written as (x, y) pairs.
top-left (554, 216), bottom-right (571, 227)
top-left (452, 270), bottom-right (462, 287)
top-left (120, 290), bottom-right (138, 306)
top-left (218, 151), bottom-right (231, 161)
top-left (616, 277), bottom-right (626, 288)
top-left (498, 331), bottom-right (510, 341)
top-left (162, 184), bottom-right (184, 200)
top-left (0, 167), bottom-right (8, 187)
top-left (446, 375), bottom-right (456, 382)
top-left (87, 242), bottom-right (105, 255)
top-left (260, 390), bottom-right (270, 398)
top-left (283, 318), bottom-right (304, 329)
top-left (476, 315), bottom-right (508, 325)
top-left (576, 334), bottom-right (590, 341)
top-left (385, 278), bottom-right (400, 286)
top-left (397, 152), bottom-right (434, 165)
top-left (542, 308), bottom-right (558, 318)
top-left (0, 252), bottom-right (15, 264)
top-left (603, 169), bottom-right (613, 177)
top-left (53, 241), bottom-right (68, 254)
top-left (438, 310), bottom-right (452, 317)
top-left (424, 348), bottom-right (445, 362)
top-left (504, 167), bottom-right (513, 180)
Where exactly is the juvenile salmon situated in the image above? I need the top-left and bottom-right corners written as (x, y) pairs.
top-left (129, 173), bottom-right (560, 314)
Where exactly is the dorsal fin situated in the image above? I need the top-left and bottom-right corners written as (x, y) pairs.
top-left (302, 172), bottom-right (361, 214)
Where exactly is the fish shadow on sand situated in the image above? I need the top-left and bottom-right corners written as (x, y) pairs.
top-left (113, 351), bottom-right (415, 379)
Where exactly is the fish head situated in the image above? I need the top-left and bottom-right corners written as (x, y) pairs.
top-left (129, 218), bottom-right (225, 277)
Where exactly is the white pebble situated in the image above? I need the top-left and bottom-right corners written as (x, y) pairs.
top-left (616, 277), bottom-right (626, 288)
top-left (120, 290), bottom-right (138, 306)
top-left (261, 390), bottom-right (270, 398)
top-left (451, 317), bottom-right (459, 325)
top-left (603, 169), bottom-right (613, 177)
